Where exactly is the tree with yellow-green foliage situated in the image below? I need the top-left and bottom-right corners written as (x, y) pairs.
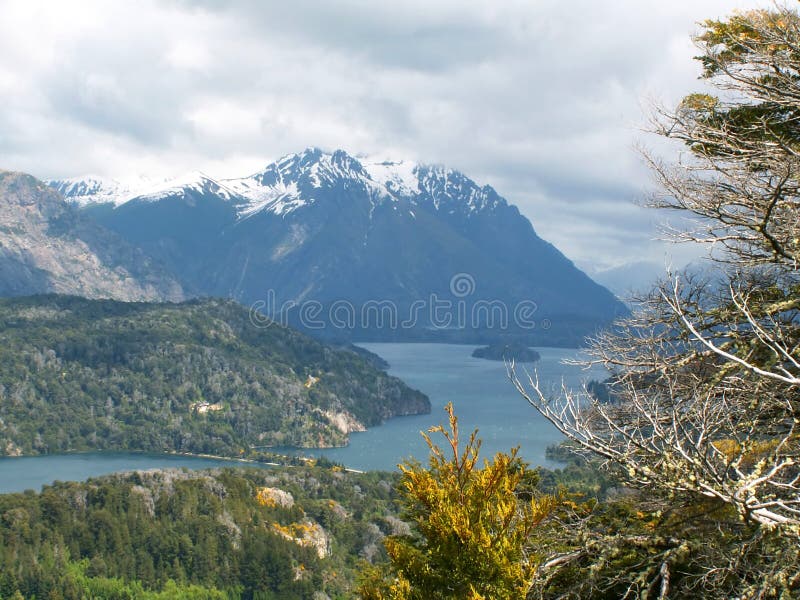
top-left (358, 403), bottom-right (558, 600)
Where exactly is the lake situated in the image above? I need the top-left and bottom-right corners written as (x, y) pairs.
top-left (0, 343), bottom-right (604, 493)
top-left (292, 343), bottom-right (605, 470)
top-left (0, 452), bottom-right (269, 494)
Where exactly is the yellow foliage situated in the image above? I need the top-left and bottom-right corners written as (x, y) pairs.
top-left (358, 402), bottom-right (559, 600)
top-left (712, 436), bottom-right (799, 466)
top-left (255, 487), bottom-right (278, 507)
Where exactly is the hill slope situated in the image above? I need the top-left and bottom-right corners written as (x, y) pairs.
top-left (0, 295), bottom-right (429, 456)
top-left (0, 466), bottom-right (405, 598)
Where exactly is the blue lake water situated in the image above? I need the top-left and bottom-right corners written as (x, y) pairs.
top-left (0, 343), bottom-right (604, 493)
top-left (293, 343), bottom-right (605, 471)
top-left (0, 452), bottom-right (267, 494)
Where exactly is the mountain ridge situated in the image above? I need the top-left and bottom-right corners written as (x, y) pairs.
top-left (46, 149), bottom-right (626, 344)
top-left (51, 149), bottom-right (518, 220)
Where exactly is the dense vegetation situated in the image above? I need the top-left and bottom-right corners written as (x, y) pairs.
top-left (471, 343), bottom-right (540, 363)
top-left (0, 465), bottom-right (407, 599)
top-left (0, 419), bottom-right (615, 600)
top-left (358, 421), bottom-right (800, 599)
top-left (2, 407), bottom-right (781, 599)
top-left (0, 295), bottom-right (428, 456)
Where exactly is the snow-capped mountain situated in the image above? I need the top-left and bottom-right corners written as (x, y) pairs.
top-left (224, 149), bottom-right (386, 218)
top-left (49, 148), bottom-right (626, 344)
top-left (50, 172), bottom-right (241, 207)
top-left (54, 148), bottom-right (508, 219)
top-left (49, 174), bottom-right (158, 207)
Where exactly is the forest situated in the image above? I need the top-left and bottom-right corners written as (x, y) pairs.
top-left (0, 295), bottom-right (428, 457)
top-left (0, 465), bottom-right (407, 599)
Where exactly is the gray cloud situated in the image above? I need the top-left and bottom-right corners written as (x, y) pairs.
top-left (179, 0), bottom-right (516, 71)
top-left (0, 0), bottom-right (774, 270)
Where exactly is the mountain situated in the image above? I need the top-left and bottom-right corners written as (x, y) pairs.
top-left (0, 170), bottom-right (184, 301)
top-left (52, 149), bottom-right (627, 344)
top-left (0, 295), bottom-right (430, 456)
top-left (49, 173), bottom-right (160, 207)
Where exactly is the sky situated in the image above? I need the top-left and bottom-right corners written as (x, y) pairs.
top-left (0, 0), bottom-right (775, 272)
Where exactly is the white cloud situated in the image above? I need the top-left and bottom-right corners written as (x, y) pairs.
top-left (0, 0), bottom-right (776, 268)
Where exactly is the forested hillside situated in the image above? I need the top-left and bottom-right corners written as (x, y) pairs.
top-left (0, 296), bottom-right (429, 456)
top-left (0, 466), bottom-right (405, 599)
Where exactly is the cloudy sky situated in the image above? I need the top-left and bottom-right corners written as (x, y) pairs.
top-left (0, 0), bottom-right (773, 272)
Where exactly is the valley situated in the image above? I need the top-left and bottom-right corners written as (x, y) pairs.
top-left (1, 2), bottom-right (798, 596)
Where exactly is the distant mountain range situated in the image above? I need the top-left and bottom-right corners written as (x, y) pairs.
top-left (581, 260), bottom-right (665, 300)
top-left (3, 148), bottom-right (626, 345)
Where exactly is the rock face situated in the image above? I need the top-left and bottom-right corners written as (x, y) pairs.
top-left (272, 520), bottom-right (330, 558)
top-left (256, 487), bottom-right (295, 509)
top-left (0, 170), bottom-right (184, 301)
top-left (53, 149), bottom-right (627, 345)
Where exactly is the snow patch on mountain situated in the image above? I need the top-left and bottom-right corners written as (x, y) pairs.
top-left (132, 171), bottom-right (240, 203)
top-left (232, 179), bottom-right (305, 219)
top-left (51, 149), bottom-right (506, 219)
top-left (50, 175), bottom-right (159, 207)
top-left (225, 149), bottom-right (393, 218)
top-left (360, 158), bottom-right (420, 196)
top-left (52, 172), bottom-right (240, 207)
top-left (224, 164), bottom-right (306, 219)
top-left (416, 165), bottom-right (506, 214)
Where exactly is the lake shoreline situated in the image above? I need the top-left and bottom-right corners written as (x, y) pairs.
top-left (0, 344), bottom-right (599, 492)
top-left (0, 448), bottom-right (366, 491)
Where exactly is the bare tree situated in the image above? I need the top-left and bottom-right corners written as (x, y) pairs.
top-left (513, 7), bottom-right (800, 596)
